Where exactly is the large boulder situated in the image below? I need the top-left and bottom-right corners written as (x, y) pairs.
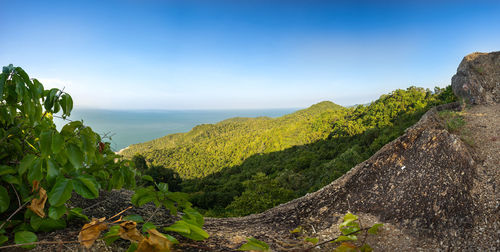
top-left (451, 51), bottom-right (500, 105)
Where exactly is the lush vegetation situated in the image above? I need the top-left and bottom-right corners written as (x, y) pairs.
top-left (125, 86), bottom-right (456, 217)
top-left (0, 65), bottom-right (207, 250)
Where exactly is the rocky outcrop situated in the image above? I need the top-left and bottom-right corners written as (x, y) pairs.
top-left (451, 51), bottom-right (500, 104)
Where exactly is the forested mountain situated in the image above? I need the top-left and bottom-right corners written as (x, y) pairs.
top-left (121, 101), bottom-right (345, 178)
top-left (123, 86), bottom-right (456, 216)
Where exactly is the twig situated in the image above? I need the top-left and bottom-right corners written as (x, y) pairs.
top-left (10, 183), bottom-right (21, 207)
top-left (305, 227), bottom-right (370, 251)
top-left (0, 200), bottom-right (29, 230)
top-left (108, 206), bottom-right (132, 221)
top-left (82, 198), bottom-right (109, 212)
top-left (145, 206), bottom-right (161, 224)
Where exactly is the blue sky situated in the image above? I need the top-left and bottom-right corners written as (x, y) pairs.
top-left (1, 0), bottom-right (499, 109)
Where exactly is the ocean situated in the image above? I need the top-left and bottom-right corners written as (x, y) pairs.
top-left (54, 108), bottom-right (298, 151)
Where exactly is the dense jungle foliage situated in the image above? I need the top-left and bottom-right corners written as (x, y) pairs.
top-left (125, 86), bottom-right (456, 217)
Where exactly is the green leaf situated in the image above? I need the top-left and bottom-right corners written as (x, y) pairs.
top-left (2, 174), bottom-right (21, 185)
top-left (15, 67), bottom-right (32, 86)
top-left (163, 221), bottom-right (190, 234)
top-left (123, 214), bottom-right (144, 223)
top-left (126, 242), bottom-right (138, 252)
top-left (0, 165), bottom-right (16, 176)
top-left (27, 158), bottom-right (43, 184)
top-left (131, 187), bottom-right (155, 207)
top-left (48, 178), bottom-right (73, 207)
top-left (367, 223), bottom-right (383, 235)
top-left (237, 237), bottom-right (270, 251)
top-left (14, 231), bottom-right (37, 249)
top-left (304, 237), bottom-right (319, 244)
top-left (339, 212), bottom-right (358, 228)
top-left (72, 175), bottom-right (99, 199)
top-left (333, 235), bottom-right (358, 243)
top-left (156, 182), bottom-right (168, 193)
top-left (182, 207), bottom-right (204, 226)
top-left (19, 154), bottom-right (36, 175)
top-left (0, 235), bottom-right (8, 245)
top-left (67, 207), bottom-right (89, 221)
top-left (141, 175), bottom-right (154, 182)
top-left (182, 222), bottom-right (209, 241)
top-left (102, 225), bottom-right (120, 245)
top-left (0, 73), bottom-right (6, 96)
top-left (39, 130), bottom-right (53, 157)
top-left (341, 226), bottom-right (360, 235)
top-left (0, 185), bottom-right (10, 213)
top-left (31, 215), bottom-right (66, 232)
top-left (141, 222), bottom-right (156, 233)
top-left (66, 143), bottom-right (83, 169)
top-left (51, 131), bottom-right (64, 154)
top-left (48, 205), bottom-right (67, 219)
top-left (46, 158), bottom-right (59, 185)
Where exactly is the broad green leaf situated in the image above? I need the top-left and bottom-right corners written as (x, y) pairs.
top-left (0, 73), bottom-right (6, 96)
top-left (339, 212), bottom-right (358, 228)
top-left (46, 158), bottom-right (59, 185)
top-left (0, 185), bottom-right (10, 213)
top-left (61, 120), bottom-right (83, 136)
top-left (123, 214), bottom-right (144, 223)
top-left (15, 67), bottom-right (32, 86)
top-left (66, 143), bottom-right (83, 169)
top-left (0, 165), bottom-right (16, 176)
top-left (19, 154), bottom-right (36, 175)
top-left (126, 242), bottom-right (138, 252)
top-left (141, 175), bottom-right (154, 182)
top-left (163, 221), bottom-right (190, 234)
top-left (14, 231), bottom-right (37, 249)
top-left (32, 79), bottom-right (44, 99)
top-left (48, 178), bottom-right (73, 207)
top-left (27, 158), bottom-right (43, 184)
top-left (341, 226), bottom-right (360, 235)
top-left (182, 207), bottom-right (204, 226)
top-left (2, 174), bottom-right (21, 185)
top-left (72, 175), bottom-right (99, 199)
top-left (237, 237), bottom-right (270, 251)
top-left (39, 130), bottom-right (52, 157)
top-left (182, 221), bottom-right (209, 241)
top-left (102, 225), bottom-right (120, 245)
top-left (31, 215), bottom-right (66, 231)
top-left (304, 237), bottom-right (319, 244)
top-left (367, 223), bottom-right (383, 235)
top-left (51, 132), bottom-right (64, 154)
top-left (48, 205), bottom-right (67, 219)
top-left (67, 207), bottom-right (88, 221)
top-left (0, 235), bottom-right (8, 245)
top-left (333, 235), bottom-right (358, 243)
top-left (142, 222), bottom-right (156, 233)
top-left (156, 182), bottom-right (168, 193)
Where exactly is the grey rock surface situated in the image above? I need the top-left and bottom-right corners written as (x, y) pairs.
top-left (451, 51), bottom-right (500, 105)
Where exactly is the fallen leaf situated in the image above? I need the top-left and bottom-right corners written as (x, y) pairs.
top-left (136, 228), bottom-right (173, 252)
top-left (119, 221), bottom-right (144, 242)
top-left (78, 217), bottom-right (108, 248)
top-left (27, 187), bottom-right (47, 218)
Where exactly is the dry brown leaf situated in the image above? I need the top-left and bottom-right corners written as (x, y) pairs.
top-left (27, 187), bottom-right (47, 218)
top-left (32, 180), bottom-right (40, 192)
top-left (136, 229), bottom-right (173, 252)
top-left (119, 221), bottom-right (144, 243)
top-left (78, 217), bottom-right (108, 249)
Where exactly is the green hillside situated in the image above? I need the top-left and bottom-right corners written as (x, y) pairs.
top-left (121, 101), bottom-right (346, 178)
top-left (123, 86), bottom-right (456, 217)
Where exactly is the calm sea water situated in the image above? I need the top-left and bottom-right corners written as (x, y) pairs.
top-left (54, 108), bottom-right (298, 151)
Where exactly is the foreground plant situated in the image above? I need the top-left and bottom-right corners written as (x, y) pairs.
top-left (0, 65), bottom-right (207, 250)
